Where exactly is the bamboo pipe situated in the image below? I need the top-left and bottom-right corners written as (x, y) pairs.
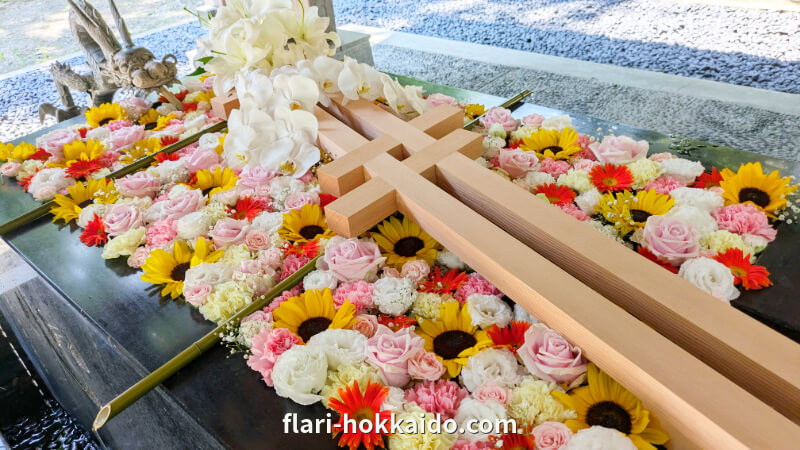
top-left (0, 121), bottom-right (227, 236)
top-left (93, 253), bottom-right (321, 430)
top-left (463, 90), bottom-right (532, 130)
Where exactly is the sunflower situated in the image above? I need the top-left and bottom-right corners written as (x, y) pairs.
top-left (714, 248), bottom-right (772, 290)
top-left (329, 381), bottom-right (392, 450)
top-left (521, 127), bottom-right (581, 160)
top-left (372, 216), bottom-right (440, 269)
top-left (552, 363), bottom-right (669, 450)
top-left (137, 109), bottom-right (161, 130)
top-left (120, 138), bottom-right (163, 165)
top-left (596, 190), bottom-right (673, 236)
top-left (272, 289), bottom-right (356, 343)
top-left (278, 203), bottom-right (335, 243)
top-left (85, 103), bottom-right (126, 128)
top-left (464, 104), bottom-right (486, 120)
top-left (188, 167), bottom-right (238, 197)
top-left (140, 238), bottom-right (223, 299)
top-left (720, 162), bottom-right (797, 217)
top-left (534, 183), bottom-right (577, 205)
top-left (153, 113), bottom-right (177, 131)
top-left (415, 302), bottom-right (492, 377)
top-left (51, 178), bottom-right (118, 223)
top-left (590, 163), bottom-right (634, 193)
top-left (1, 142), bottom-right (38, 162)
top-left (54, 139), bottom-right (105, 167)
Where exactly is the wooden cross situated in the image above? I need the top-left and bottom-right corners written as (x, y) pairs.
top-left (312, 103), bottom-right (799, 448)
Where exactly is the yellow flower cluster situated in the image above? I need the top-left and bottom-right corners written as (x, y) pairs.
top-left (700, 230), bottom-right (754, 257)
top-left (557, 169), bottom-right (594, 194)
top-left (388, 406), bottom-right (457, 450)
top-left (199, 281), bottom-right (254, 324)
top-left (220, 244), bottom-right (254, 267)
top-left (410, 293), bottom-right (447, 320)
top-left (626, 158), bottom-right (664, 190)
top-left (101, 228), bottom-right (146, 259)
top-left (319, 364), bottom-right (383, 408)
top-left (508, 376), bottom-right (576, 426)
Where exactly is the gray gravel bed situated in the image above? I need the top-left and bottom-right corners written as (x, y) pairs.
top-left (334, 0), bottom-right (800, 93)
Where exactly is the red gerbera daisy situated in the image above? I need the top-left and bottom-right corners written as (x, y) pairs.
top-left (155, 152), bottom-right (181, 163)
top-left (18, 172), bottom-right (37, 191)
top-left (79, 214), bottom-right (108, 247)
top-left (534, 183), bottom-right (576, 205)
top-left (285, 240), bottom-right (321, 259)
top-left (692, 167), bottom-right (724, 188)
top-left (159, 90), bottom-right (188, 103)
top-left (319, 193), bottom-right (338, 208)
top-left (182, 102), bottom-right (199, 112)
top-left (329, 381), bottom-right (392, 450)
top-left (507, 140), bottom-right (521, 149)
top-left (228, 196), bottom-right (270, 221)
top-left (590, 163), bottom-right (633, 192)
top-left (30, 148), bottom-right (51, 161)
top-left (77, 128), bottom-right (89, 138)
top-left (487, 321), bottom-right (531, 354)
top-left (377, 314), bottom-right (417, 331)
top-left (160, 136), bottom-right (180, 147)
top-left (419, 267), bottom-right (469, 294)
top-left (66, 159), bottom-right (104, 179)
top-left (637, 246), bottom-right (679, 274)
top-left (489, 432), bottom-right (535, 450)
top-left (714, 248), bottom-right (772, 290)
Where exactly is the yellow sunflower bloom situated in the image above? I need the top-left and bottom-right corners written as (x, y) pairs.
top-left (194, 90), bottom-right (215, 104)
top-left (120, 138), bottom-right (163, 165)
top-left (140, 238), bottom-right (222, 299)
top-left (51, 139), bottom-right (105, 167)
top-left (273, 289), bottom-right (357, 343)
top-left (50, 178), bottom-right (117, 223)
top-left (372, 216), bottom-right (440, 269)
top-left (1, 142), bottom-right (37, 162)
top-left (596, 189), bottom-right (673, 236)
top-left (720, 162), bottom-right (798, 218)
top-left (189, 166), bottom-right (238, 197)
top-left (464, 104), bottom-right (486, 120)
top-left (85, 103), bottom-right (126, 128)
top-left (154, 113), bottom-right (178, 131)
top-left (137, 109), bottom-right (161, 129)
top-left (278, 203), bottom-right (335, 243)
top-left (415, 302), bottom-right (492, 377)
top-left (521, 127), bottom-right (581, 160)
top-left (552, 363), bottom-right (669, 450)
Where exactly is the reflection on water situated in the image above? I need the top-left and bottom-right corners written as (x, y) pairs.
top-left (1, 400), bottom-right (99, 449)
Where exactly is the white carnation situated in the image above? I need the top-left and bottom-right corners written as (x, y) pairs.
top-left (510, 125), bottom-right (538, 143)
top-left (514, 304), bottom-right (539, 323)
top-left (455, 399), bottom-right (507, 442)
top-left (541, 114), bottom-right (572, 131)
top-left (250, 211), bottom-right (284, 234)
top-left (77, 203), bottom-right (107, 228)
top-left (306, 329), bottom-right (367, 369)
top-left (564, 426), bottom-right (636, 450)
top-left (184, 262), bottom-right (234, 291)
top-left (659, 158), bottom-right (705, 184)
top-left (666, 205), bottom-right (718, 234)
top-left (743, 233), bottom-right (769, 254)
top-left (460, 348), bottom-right (522, 392)
top-left (437, 250), bottom-right (466, 270)
top-left (148, 160), bottom-right (190, 184)
top-left (271, 345), bottom-right (328, 405)
top-left (86, 127), bottom-right (110, 141)
top-left (678, 257), bottom-right (740, 303)
top-left (176, 211), bottom-right (214, 240)
top-left (575, 188), bottom-right (602, 214)
top-left (467, 294), bottom-right (513, 329)
top-left (144, 201), bottom-right (168, 223)
top-left (557, 169), bottom-right (593, 194)
top-left (525, 171), bottom-right (556, 189)
top-left (482, 136), bottom-right (505, 159)
top-left (372, 276), bottom-right (417, 316)
top-left (380, 386), bottom-right (406, 412)
top-left (198, 132), bottom-right (223, 152)
top-left (303, 270), bottom-right (339, 291)
top-left (670, 187), bottom-right (724, 212)
top-left (488, 123), bottom-right (507, 139)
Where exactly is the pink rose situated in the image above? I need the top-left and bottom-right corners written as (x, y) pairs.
top-left (239, 259), bottom-right (262, 274)
top-left (210, 218), bottom-right (249, 248)
top-left (161, 121), bottom-right (185, 136)
top-left (426, 93), bottom-right (459, 108)
top-left (532, 422), bottom-right (572, 450)
top-left (163, 189), bottom-right (205, 219)
top-left (244, 229), bottom-right (271, 251)
top-left (146, 218), bottom-right (178, 248)
top-left (589, 135), bottom-right (649, 164)
top-left (126, 246), bottom-right (149, 269)
top-left (713, 203), bottom-right (777, 242)
top-left (298, 170), bottom-right (315, 183)
top-left (322, 237), bottom-right (386, 282)
top-left (498, 148), bottom-right (540, 178)
top-left (39, 129), bottom-right (80, 162)
top-left (649, 152), bottom-right (676, 163)
top-left (333, 280), bottom-right (374, 312)
top-left (381, 267), bottom-right (401, 278)
top-left (0, 161), bottom-right (21, 177)
top-left (407, 349), bottom-right (446, 381)
top-left (247, 327), bottom-right (302, 386)
top-left (116, 171), bottom-right (161, 198)
top-left (238, 167), bottom-right (278, 190)
top-left (110, 125), bottom-right (145, 150)
top-left (352, 314), bottom-right (380, 338)
top-left (479, 107), bottom-right (518, 132)
top-left (404, 380), bottom-right (468, 418)
top-left (521, 114), bottom-right (545, 128)
top-left (401, 259), bottom-right (431, 283)
top-left (182, 148), bottom-right (219, 172)
top-left (184, 283), bottom-right (212, 306)
top-left (641, 215), bottom-right (700, 265)
top-left (518, 324), bottom-right (587, 389)
top-left (572, 158), bottom-right (599, 172)
top-left (32, 185), bottom-right (57, 201)
top-left (365, 325), bottom-right (424, 387)
top-left (120, 97), bottom-right (149, 119)
top-left (284, 191), bottom-right (319, 211)
top-left (103, 204), bottom-right (145, 236)
top-left (472, 382), bottom-right (511, 405)
top-left (106, 120), bottom-right (132, 131)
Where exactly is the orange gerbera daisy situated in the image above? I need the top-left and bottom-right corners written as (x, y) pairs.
top-left (714, 248), bottom-right (772, 290)
top-left (329, 381), bottom-right (392, 450)
top-left (65, 159), bottom-right (105, 179)
top-left (487, 321), bottom-right (531, 354)
top-left (155, 152), bottom-right (181, 163)
top-left (79, 214), bottom-right (108, 247)
top-left (590, 163), bottom-right (633, 193)
top-left (692, 167), bottom-right (724, 188)
top-left (377, 314), bottom-right (417, 331)
top-left (419, 267), bottom-right (469, 294)
top-left (160, 136), bottom-right (180, 147)
top-left (534, 183), bottom-right (577, 205)
top-left (489, 432), bottom-right (536, 449)
top-left (284, 240), bottom-right (321, 259)
top-left (228, 196), bottom-right (270, 221)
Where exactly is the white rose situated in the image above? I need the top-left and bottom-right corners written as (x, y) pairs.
top-left (101, 227), bottom-right (145, 259)
top-left (455, 399), bottom-right (507, 442)
top-left (177, 211), bottom-right (214, 240)
top-left (525, 171), bottom-right (556, 189)
top-left (148, 160), bottom-right (190, 184)
top-left (666, 205), bottom-right (718, 234)
top-left (541, 114), bottom-right (572, 131)
top-left (306, 329), bottom-right (367, 369)
top-left (460, 348), bottom-right (522, 392)
top-left (184, 262), bottom-right (234, 291)
top-left (743, 234), bottom-right (769, 254)
top-left (250, 211), bottom-right (285, 234)
top-left (86, 127), bottom-right (110, 141)
top-left (659, 158), bottom-right (705, 184)
top-left (372, 276), bottom-right (417, 316)
top-left (670, 187), bottom-right (724, 212)
top-left (380, 386), bottom-right (406, 412)
top-left (144, 201), bottom-right (168, 224)
top-left (466, 294), bottom-right (513, 329)
top-left (575, 188), bottom-right (602, 215)
top-left (303, 270), bottom-right (339, 291)
top-left (28, 168), bottom-right (74, 200)
top-left (678, 257), bottom-right (740, 303)
top-left (271, 345), bottom-right (328, 405)
top-left (436, 250), bottom-right (466, 270)
top-left (198, 132), bottom-right (223, 152)
top-left (564, 426), bottom-right (636, 450)
top-left (77, 203), bottom-right (107, 228)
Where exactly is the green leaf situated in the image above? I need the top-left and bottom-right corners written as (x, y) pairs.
top-left (187, 66), bottom-right (206, 77)
top-left (196, 56), bottom-right (214, 65)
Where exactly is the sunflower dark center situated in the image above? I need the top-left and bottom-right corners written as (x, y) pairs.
top-left (630, 209), bottom-right (651, 223)
top-left (433, 330), bottom-right (477, 360)
top-left (78, 199), bottom-right (93, 209)
top-left (738, 187), bottom-right (770, 208)
top-left (543, 145), bottom-right (563, 154)
top-left (299, 225), bottom-right (324, 240)
top-left (297, 317), bottom-right (331, 342)
top-left (98, 117), bottom-right (114, 126)
top-left (585, 401), bottom-right (632, 434)
top-left (393, 236), bottom-right (424, 257)
top-left (170, 262), bottom-right (190, 282)
top-left (143, 122), bottom-right (158, 130)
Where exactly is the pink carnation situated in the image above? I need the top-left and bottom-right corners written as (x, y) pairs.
top-left (264, 286), bottom-right (302, 313)
top-left (259, 247), bottom-right (284, 271)
top-left (404, 380), bottom-right (468, 419)
top-left (333, 280), bottom-right (374, 312)
top-left (648, 152), bottom-right (676, 163)
top-left (572, 133), bottom-right (597, 160)
top-left (146, 218), bottom-right (178, 248)
top-left (401, 259), bottom-right (431, 283)
top-left (539, 157), bottom-right (571, 178)
top-left (644, 176), bottom-right (686, 195)
top-left (278, 254), bottom-right (311, 281)
top-left (557, 203), bottom-right (590, 221)
top-left (452, 440), bottom-right (493, 450)
top-left (247, 328), bottom-right (302, 386)
top-left (454, 273), bottom-right (502, 304)
top-left (713, 203), bottom-right (777, 242)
